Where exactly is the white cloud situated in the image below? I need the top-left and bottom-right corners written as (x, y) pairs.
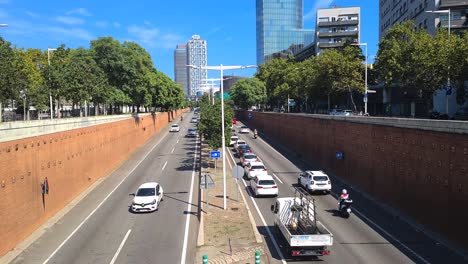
top-left (66, 8), bottom-right (91, 17)
top-left (95, 21), bottom-right (108, 28)
top-left (127, 25), bottom-right (183, 49)
top-left (0, 0), bottom-right (9, 4)
top-left (113, 22), bottom-right (120, 28)
top-left (25, 11), bottom-right (39, 17)
top-left (224, 36), bottom-right (233, 42)
top-left (40, 26), bottom-right (94, 40)
top-left (56, 16), bottom-right (84, 25)
top-left (304, 0), bottom-right (335, 21)
top-left (144, 20), bottom-right (151, 26)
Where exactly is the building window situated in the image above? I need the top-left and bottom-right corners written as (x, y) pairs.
top-left (319, 17), bottom-right (329, 22)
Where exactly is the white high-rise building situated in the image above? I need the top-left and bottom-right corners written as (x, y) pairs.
top-left (187, 35), bottom-right (207, 97)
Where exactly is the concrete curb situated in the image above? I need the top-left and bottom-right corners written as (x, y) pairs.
top-left (197, 188), bottom-right (205, 247)
top-left (237, 182), bottom-right (263, 244)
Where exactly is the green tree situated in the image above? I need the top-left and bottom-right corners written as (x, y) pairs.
top-left (230, 78), bottom-right (266, 109)
top-left (0, 37), bottom-right (17, 121)
top-left (198, 95), bottom-right (234, 149)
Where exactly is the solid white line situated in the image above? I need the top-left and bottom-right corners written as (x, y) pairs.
top-left (109, 229), bottom-right (132, 264)
top-left (42, 130), bottom-right (170, 264)
top-left (272, 173), bottom-right (284, 184)
top-left (162, 161), bottom-right (168, 171)
top-left (352, 208), bottom-right (431, 264)
top-left (177, 139), bottom-right (180, 144)
top-left (180, 136), bottom-right (198, 264)
top-left (226, 148), bottom-right (287, 264)
top-left (171, 147), bottom-right (175, 154)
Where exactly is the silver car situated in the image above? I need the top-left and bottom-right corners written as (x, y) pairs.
top-left (240, 153), bottom-right (259, 167)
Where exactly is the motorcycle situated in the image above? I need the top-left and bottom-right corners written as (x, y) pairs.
top-left (338, 199), bottom-right (353, 218)
top-left (180, 116), bottom-right (183, 122)
top-left (254, 129), bottom-right (258, 139)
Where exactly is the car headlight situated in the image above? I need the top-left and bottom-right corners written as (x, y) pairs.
top-left (151, 199), bottom-right (157, 205)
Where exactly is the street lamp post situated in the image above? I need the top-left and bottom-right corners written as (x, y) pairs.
top-left (187, 64), bottom-right (256, 210)
top-left (352, 43), bottom-right (368, 114)
top-left (426, 9), bottom-right (451, 115)
top-left (47, 48), bottom-right (57, 119)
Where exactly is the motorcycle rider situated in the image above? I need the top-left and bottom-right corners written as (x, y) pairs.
top-left (180, 116), bottom-right (183, 121)
top-left (254, 128), bottom-right (258, 139)
top-left (339, 189), bottom-right (349, 210)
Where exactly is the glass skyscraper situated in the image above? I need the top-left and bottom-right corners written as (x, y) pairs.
top-left (187, 35), bottom-right (207, 97)
top-left (256, 0), bottom-right (314, 65)
top-left (174, 44), bottom-right (188, 95)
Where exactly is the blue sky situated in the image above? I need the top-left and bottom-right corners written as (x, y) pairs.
top-left (0, 0), bottom-right (378, 80)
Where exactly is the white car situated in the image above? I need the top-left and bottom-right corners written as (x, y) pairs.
top-left (170, 124), bottom-right (180, 132)
top-left (245, 161), bottom-right (268, 179)
top-left (131, 182), bottom-right (164, 212)
top-left (229, 136), bottom-right (239, 146)
top-left (250, 175), bottom-right (278, 197)
top-left (191, 117), bottom-right (198, 123)
top-left (240, 153), bottom-right (259, 167)
top-left (298, 171), bottom-right (331, 194)
top-left (234, 139), bottom-right (246, 150)
top-left (238, 125), bottom-right (250, 134)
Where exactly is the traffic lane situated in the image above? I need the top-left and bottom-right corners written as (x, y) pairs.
top-left (10, 120), bottom-right (178, 264)
top-left (40, 121), bottom-right (182, 264)
top-left (236, 132), bottom-right (415, 264)
top-left (242, 128), bottom-right (466, 264)
top-left (115, 135), bottom-right (199, 264)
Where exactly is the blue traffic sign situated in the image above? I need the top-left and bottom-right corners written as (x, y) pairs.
top-left (210, 151), bottom-right (221, 159)
top-left (336, 151), bottom-right (344, 160)
top-left (248, 112), bottom-right (252, 120)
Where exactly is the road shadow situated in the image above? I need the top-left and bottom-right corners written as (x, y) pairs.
top-left (325, 209), bottom-right (341, 217)
top-left (164, 193), bottom-right (198, 208)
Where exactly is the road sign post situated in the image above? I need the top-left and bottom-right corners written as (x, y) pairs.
top-left (231, 165), bottom-right (244, 201)
top-left (200, 174), bottom-right (215, 211)
top-left (210, 150), bottom-right (221, 174)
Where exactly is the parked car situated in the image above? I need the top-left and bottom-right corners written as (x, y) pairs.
top-left (240, 153), bottom-right (259, 167)
top-left (234, 139), bottom-right (247, 150)
top-left (238, 125), bottom-right (250, 134)
top-left (298, 170), bottom-right (331, 194)
top-left (131, 182), bottom-right (164, 213)
top-left (329, 109), bottom-right (353, 116)
top-left (186, 128), bottom-right (197, 137)
top-left (237, 144), bottom-right (252, 157)
top-left (245, 161), bottom-right (268, 179)
top-left (169, 124), bottom-right (180, 132)
top-left (250, 175), bottom-right (278, 197)
top-left (229, 136), bottom-right (239, 146)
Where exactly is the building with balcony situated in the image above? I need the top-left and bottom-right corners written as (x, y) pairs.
top-left (174, 44), bottom-right (188, 95)
top-left (256, 0), bottom-right (314, 65)
top-left (187, 35), bottom-right (207, 97)
top-left (315, 6), bottom-right (360, 54)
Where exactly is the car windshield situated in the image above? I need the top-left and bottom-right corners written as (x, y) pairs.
top-left (136, 188), bottom-right (155, 196)
top-left (241, 126), bottom-right (248, 129)
top-left (244, 155), bottom-right (257, 159)
top-left (238, 141), bottom-right (246, 145)
top-left (231, 137), bottom-right (239, 140)
top-left (171, 125), bottom-right (178, 127)
top-left (313, 176), bottom-right (328, 181)
top-left (258, 180), bottom-right (275, 185)
top-left (252, 165), bottom-right (265, 170)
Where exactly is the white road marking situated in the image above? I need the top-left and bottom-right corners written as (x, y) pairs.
top-left (162, 161), bottom-right (168, 171)
top-left (177, 139), bottom-right (180, 144)
top-left (171, 147), bottom-right (175, 154)
top-left (42, 130), bottom-right (170, 264)
top-left (180, 136), bottom-right (198, 264)
top-left (272, 173), bottom-right (284, 184)
top-left (226, 148), bottom-right (287, 264)
top-left (109, 229), bottom-right (132, 264)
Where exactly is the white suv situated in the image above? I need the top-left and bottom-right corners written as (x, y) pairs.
top-left (298, 170), bottom-right (331, 194)
top-left (245, 161), bottom-right (268, 179)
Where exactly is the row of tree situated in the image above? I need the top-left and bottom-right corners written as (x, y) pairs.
top-left (196, 95), bottom-right (234, 149)
top-left (230, 21), bottom-right (467, 113)
top-left (0, 36), bottom-right (186, 120)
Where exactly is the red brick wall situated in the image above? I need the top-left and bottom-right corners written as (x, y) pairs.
top-left (238, 111), bottom-right (468, 248)
top-left (0, 110), bottom-right (187, 256)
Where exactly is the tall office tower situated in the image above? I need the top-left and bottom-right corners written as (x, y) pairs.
top-left (315, 6), bottom-right (360, 54)
top-left (256, 0), bottom-right (314, 65)
top-left (174, 44), bottom-right (188, 95)
top-left (379, 0), bottom-right (467, 39)
top-left (187, 35), bottom-right (208, 97)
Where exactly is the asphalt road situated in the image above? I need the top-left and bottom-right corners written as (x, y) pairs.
top-left (231, 122), bottom-right (466, 264)
top-left (10, 113), bottom-right (200, 264)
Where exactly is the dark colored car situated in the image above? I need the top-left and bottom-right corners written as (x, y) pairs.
top-left (237, 145), bottom-right (252, 157)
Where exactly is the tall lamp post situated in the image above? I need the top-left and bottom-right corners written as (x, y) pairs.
top-left (187, 64), bottom-right (256, 210)
top-left (352, 42), bottom-right (368, 114)
top-left (426, 9), bottom-right (451, 115)
top-left (47, 48), bottom-right (57, 119)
